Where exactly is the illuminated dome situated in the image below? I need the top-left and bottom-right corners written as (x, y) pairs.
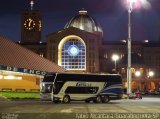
top-left (64, 9), bottom-right (103, 33)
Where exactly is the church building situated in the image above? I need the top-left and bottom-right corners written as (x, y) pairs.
top-left (47, 9), bottom-right (103, 73)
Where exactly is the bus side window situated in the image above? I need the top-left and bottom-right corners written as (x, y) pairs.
top-left (65, 87), bottom-right (99, 94)
top-left (88, 87), bottom-right (98, 94)
top-left (54, 83), bottom-right (61, 94)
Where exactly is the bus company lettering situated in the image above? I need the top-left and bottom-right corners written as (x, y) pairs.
top-left (76, 82), bottom-right (91, 87)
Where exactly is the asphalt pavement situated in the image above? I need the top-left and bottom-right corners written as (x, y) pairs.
top-left (0, 96), bottom-right (160, 119)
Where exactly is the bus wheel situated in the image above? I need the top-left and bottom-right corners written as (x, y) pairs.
top-left (63, 95), bottom-right (70, 103)
top-left (102, 95), bottom-right (110, 103)
top-left (96, 95), bottom-right (102, 103)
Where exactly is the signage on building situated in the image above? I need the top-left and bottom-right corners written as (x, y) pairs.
top-left (0, 65), bottom-right (47, 76)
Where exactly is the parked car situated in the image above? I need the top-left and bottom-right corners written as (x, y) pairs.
top-left (148, 89), bottom-right (155, 95)
top-left (154, 90), bottom-right (160, 95)
top-left (135, 92), bottom-right (142, 99)
top-left (140, 91), bottom-right (148, 95)
top-left (129, 92), bottom-right (142, 99)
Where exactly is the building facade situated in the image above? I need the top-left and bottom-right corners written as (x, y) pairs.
top-left (21, 10), bottom-right (41, 43)
top-left (19, 0), bottom-right (47, 58)
top-left (100, 41), bottom-right (160, 92)
top-left (47, 9), bottom-right (103, 73)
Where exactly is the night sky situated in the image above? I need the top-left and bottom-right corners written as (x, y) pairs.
top-left (0, 0), bottom-right (160, 42)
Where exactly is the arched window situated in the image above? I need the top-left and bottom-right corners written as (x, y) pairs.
top-left (58, 36), bottom-right (86, 70)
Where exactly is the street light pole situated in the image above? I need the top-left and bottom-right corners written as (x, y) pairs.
top-left (148, 71), bottom-right (154, 90)
top-left (127, 0), bottom-right (134, 94)
top-left (126, 0), bottom-right (150, 94)
top-left (112, 54), bottom-right (119, 73)
top-left (114, 60), bottom-right (117, 72)
top-left (135, 71), bottom-right (141, 91)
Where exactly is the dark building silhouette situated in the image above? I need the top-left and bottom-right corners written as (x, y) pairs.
top-left (19, 0), bottom-right (46, 58)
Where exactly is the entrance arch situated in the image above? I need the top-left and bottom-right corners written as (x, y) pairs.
top-left (58, 35), bottom-right (86, 71)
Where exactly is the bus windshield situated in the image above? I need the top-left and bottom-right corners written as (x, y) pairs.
top-left (41, 83), bottom-right (53, 93)
top-left (41, 73), bottom-right (56, 93)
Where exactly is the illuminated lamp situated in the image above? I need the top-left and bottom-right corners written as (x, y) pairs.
top-left (0, 75), bottom-right (3, 79)
top-left (68, 45), bottom-right (79, 57)
top-left (135, 71), bottom-right (141, 77)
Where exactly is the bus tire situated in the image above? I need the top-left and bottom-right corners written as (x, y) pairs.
top-left (96, 95), bottom-right (102, 103)
top-left (63, 95), bottom-right (70, 103)
top-left (102, 95), bottom-right (110, 103)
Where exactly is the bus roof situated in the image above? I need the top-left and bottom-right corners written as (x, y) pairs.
top-left (56, 73), bottom-right (122, 82)
top-left (43, 72), bottom-right (122, 83)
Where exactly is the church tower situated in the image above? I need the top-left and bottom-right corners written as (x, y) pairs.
top-left (21, 0), bottom-right (42, 43)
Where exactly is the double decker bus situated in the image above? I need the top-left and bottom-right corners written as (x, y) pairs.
top-left (40, 72), bottom-right (123, 103)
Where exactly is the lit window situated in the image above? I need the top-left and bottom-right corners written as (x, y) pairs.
top-left (4, 76), bottom-right (15, 80)
top-left (131, 68), bottom-right (135, 73)
top-left (4, 76), bottom-right (22, 80)
top-left (40, 53), bottom-right (44, 57)
top-left (138, 53), bottom-right (141, 57)
top-left (0, 75), bottom-right (3, 79)
top-left (121, 68), bottom-right (125, 74)
top-left (61, 39), bottom-right (85, 70)
top-left (68, 45), bottom-right (79, 56)
top-left (140, 68), bottom-right (144, 73)
top-left (104, 53), bottom-right (107, 59)
top-left (120, 53), bottom-right (124, 59)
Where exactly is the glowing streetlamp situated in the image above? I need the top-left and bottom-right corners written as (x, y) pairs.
top-left (135, 70), bottom-right (141, 90)
top-left (148, 71), bottom-right (154, 77)
top-left (30, 0), bottom-right (34, 11)
top-left (112, 54), bottom-right (119, 72)
top-left (126, 0), bottom-right (151, 95)
top-left (135, 71), bottom-right (141, 77)
top-left (125, 0), bottom-right (151, 94)
top-left (147, 71), bottom-right (154, 90)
